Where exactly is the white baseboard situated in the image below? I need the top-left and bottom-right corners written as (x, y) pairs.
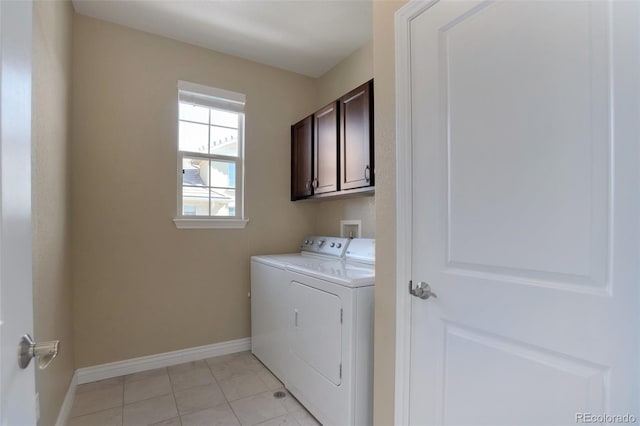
top-left (55, 370), bottom-right (77, 426)
top-left (76, 337), bottom-right (251, 384)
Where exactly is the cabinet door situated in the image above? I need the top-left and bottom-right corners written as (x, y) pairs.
top-left (314, 102), bottom-right (339, 194)
top-left (340, 80), bottom-right (374, 190)
top-left (291, 116), bottom-right (313, 200)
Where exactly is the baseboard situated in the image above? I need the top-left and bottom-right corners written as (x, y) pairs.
top-left (55, 370), bottom-right (77, 426)
top-left (76, 337), bottom-right (251, 384)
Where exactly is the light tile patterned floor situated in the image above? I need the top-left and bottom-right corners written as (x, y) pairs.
top-left (67, 352), bottom-right (321, 426)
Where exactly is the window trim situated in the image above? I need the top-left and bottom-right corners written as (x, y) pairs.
top-left (173, 217), bottom-right (249, 229)
top-left (174, 81), bottom-right (248, 229)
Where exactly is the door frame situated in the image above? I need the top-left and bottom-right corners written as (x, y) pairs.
top-left (394, 1), bottom-right (437, 424)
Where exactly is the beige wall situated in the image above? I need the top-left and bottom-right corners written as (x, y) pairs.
top-left (313, 197), bottom-right (376, 238)
top-left (71, 15), bottom-right (318, 367)
top-left (32, 1), bottom-right (75, 425)
top-left (313, 41), bottom-right (376, 238)
top-left (316, 40), bottom-right (373, 108)
top-left (372, 1), bottom-right (407, 425)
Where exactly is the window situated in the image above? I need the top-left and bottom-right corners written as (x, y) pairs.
top-left (173, 81), bottom-right (248, 229)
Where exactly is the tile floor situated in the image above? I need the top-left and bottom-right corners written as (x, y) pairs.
top-left (67, 351), bottom-right (321, 426)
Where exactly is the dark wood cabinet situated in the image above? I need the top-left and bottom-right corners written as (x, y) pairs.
top-left (291, 116), bottom-right (313, 200)
top-left (313, 102), bottom-right (339, 195)
top-left (340, 81), bottom-right (373, 190)
top-left (291, 80), bottom-right (374, 201)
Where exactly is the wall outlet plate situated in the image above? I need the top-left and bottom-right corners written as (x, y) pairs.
top-left (340, 220), bottom-right (362, 238)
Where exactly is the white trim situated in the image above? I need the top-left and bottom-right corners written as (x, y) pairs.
top-left (340, 219), bottom-right (362, 238)
top-left (178, 80), bottom-right (245, 104)
top-left (178, 81), bottom-right (245, 114)
top-left (173, 218), bottom-right (249, 229)
top-left (76, 337), bottom-right (251, 385)
top-left (394, 1), bottom-right (440, 425)
top-left (54, 371), bottom-right (77, 426)
top-left (176, 85), bottom-right (246, 223)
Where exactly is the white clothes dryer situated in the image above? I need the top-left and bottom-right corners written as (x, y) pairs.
top-left (286, 238), bottom-right (375, 426)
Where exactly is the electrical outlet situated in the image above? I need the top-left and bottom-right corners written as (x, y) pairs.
top-left (35, 392), bottom-right (40, 422)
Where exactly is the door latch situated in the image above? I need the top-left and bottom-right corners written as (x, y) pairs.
top-left (18, 334), bottom-right (59, 370)
top-left (409, 280), bottom-right (437, 300)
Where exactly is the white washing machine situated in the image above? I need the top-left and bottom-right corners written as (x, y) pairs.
top-left (251, 237), bottom-right (375, 426)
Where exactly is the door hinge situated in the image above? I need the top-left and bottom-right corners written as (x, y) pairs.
top-left (339, 363), bottom-right (342, 379)
top-left (340, 308), bottom-right (343, 324)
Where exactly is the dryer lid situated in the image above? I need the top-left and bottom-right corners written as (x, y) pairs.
top-left (344, 238), bottom-right (375, 264)
top-left (286, 260), bottom-right (374, 287)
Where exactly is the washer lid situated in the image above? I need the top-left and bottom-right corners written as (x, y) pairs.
top-left (251, 253), bottom-right (334, 269)
top-left (251, 254), bottom-right (301, 268)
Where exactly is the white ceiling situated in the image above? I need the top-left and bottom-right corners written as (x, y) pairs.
top-left (71, 0), bottom-right (373, 78)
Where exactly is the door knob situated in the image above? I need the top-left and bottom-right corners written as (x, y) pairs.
top-left (409, 280), bottom-right (437, 300)
top-left (18, 334), bottom-right (59, 370)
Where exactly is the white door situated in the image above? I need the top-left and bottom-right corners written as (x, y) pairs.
top-left (396, 1), bottom-right (640, 425)
top-left (0, 1), bottom-right (37, 425)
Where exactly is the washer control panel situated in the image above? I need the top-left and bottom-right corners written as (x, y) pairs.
top-left (301, 236), bottom-right (350, 257)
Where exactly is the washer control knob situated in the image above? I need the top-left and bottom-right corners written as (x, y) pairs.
top-left (309, 240), bottom-right (314, 245)
top-left (318, 240), bottom-right (325, 247)
top-left (304, 240), bottom-right (309, 245)
top-left (330, 242), bottom-right (336, 248)
top-left (336, 243), bottom-right (342, 248)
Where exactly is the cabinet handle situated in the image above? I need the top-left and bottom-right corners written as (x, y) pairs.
top-left (312, 179), bottom-right (318, 189)
top-left (364, 165), bottom-right (371, 182)
top-left (305, 181), bottom-right (311, 191)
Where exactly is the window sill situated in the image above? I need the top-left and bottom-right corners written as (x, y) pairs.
top-left (173, 218), bottom-right (249, 229)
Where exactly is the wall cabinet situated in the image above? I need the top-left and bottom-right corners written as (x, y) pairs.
top-left (291, 80), bottom-right (374, 201)
top-left (314, 102), bottom-right (339, 195)
top-left (291, 116), bottom-right (313, 200)
top-left (340, 81), bottom-right (374, 190)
